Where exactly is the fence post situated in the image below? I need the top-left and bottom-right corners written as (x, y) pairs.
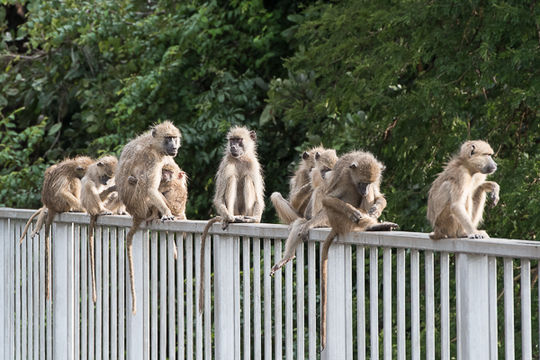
top-left (213, 233), bottom-right (240, 360)
top-left (53, 221), bottom-right (75, 359)
top-left (321, 241), bottom-right (353, 360)
top-left (456, 253), bottom-right (492, 360)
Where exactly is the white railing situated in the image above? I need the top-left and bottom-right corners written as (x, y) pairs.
top-left (1, 208), bottom-right (539, 359)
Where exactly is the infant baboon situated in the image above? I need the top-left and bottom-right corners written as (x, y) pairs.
top-left (19, 156), bottom-right (94, 300)
top-left (199, 126), bottom-right (265, 313)
top-left (116, 121), bottom-right (181, 314)
top-left (81, 155), bottom-right (118, 304)
top-left (270, 148), bottom-right (338, 275)
top-left (319, 151), bottom-right (398, 349)
top-left (270, 146), bottom-right (325, 224)
top-left (427, 140), bottom-right (499, 240)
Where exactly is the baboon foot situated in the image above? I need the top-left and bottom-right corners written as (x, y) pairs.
top-left (270, 256), bottom-right (295, 276)
top-left (160, 214), bottom-right (175, 222)
top-left (366, 222), bottom-right (399, 231)
top-left (467, 230), bottom-right (489, 239)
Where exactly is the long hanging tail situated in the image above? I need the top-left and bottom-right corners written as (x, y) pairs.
top-left (89, 215), bottom-right (98, 303)
top-left (321, 228), bottom-right (337, 352)
top-left (126, 218), bottom-right (143, 314)
top-left (198, 216), bottom-right (222, 314)
top-left (19, 207), bottom-right (45, 244)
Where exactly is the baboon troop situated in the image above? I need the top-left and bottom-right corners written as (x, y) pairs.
top-left (21, 123), bottom-right (503, 353)
top-left (198, 126), bottom-right (265, 313)
top-left (427, 140), bottom-right (499, 240)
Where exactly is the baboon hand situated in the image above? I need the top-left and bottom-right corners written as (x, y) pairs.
top-left (368, 206), bottom-right (380, 218)
top-left (349, 209), bottom-right (364, 224)
top-left (488, 183), bottom-right (500, 207)
top-left (100, 210), bottom-right (113, 216)
top-left (160, 214), bottom-right (175, 222)
top-left (467, 230), bottom-right (489, 239)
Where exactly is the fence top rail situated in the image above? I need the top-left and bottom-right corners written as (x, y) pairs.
top-left (2, 207), bottom-right (538, 259)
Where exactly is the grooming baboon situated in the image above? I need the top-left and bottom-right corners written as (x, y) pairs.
top-left (270, 146), bottom-right (326, 224)
top-left (270, 149), bottom-right (338, 275)
top-left (116, 121), bottom-right (181, 314)
top-left (81, 155), bottom-right (118, 304)
top-left (427, 140), bottom-right (499, 240)
top-left (199, 126), bottom-right (265, 313)
top-left (319, 151), bottom-right (398, 349)
top-left (19, 156), bottom-right (94, 300)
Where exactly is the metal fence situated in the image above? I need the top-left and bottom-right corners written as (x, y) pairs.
top-left (1, 208), bottom-right (539, 359)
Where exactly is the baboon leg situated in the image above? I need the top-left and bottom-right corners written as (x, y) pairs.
top-left (270, 192), bottom-right (301, 225)
top-left (19, 207), bottom-right (44, 244)
top-left (271, 219), bottom-right (306, 275)
top-left (321, 228), bottom-right (338, 351)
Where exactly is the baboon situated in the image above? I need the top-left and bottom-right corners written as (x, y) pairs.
top-left (81, 155), bottom-right (118, 304)
top-left (19, 156), bottom-right (94, 300)
top-left (199, 126), bottom-right (264, 313)
top-left (270, 146), bottom-right (325, 224)
top-left (319, 151), bottom-right (398, 349)
top-left (116, 121), bottom-right (181, 314)
top-left (270, 149), bottom-right (338, 275)
top-left (427, 140), bottom-right (499, 240)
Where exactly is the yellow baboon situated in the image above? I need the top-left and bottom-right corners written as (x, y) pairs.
top-left (199, 126), bottom-right (265, 313)
top-left (116, 121), bottom-right (181, 314)
top-left (427, 140), bottom-right (499, 240)
top-left (320, 151), bottom-right (398, 349)
top-left (19, 156), bottom-right (94, 300)
top-left (81, 155), bottom-right (118, 304)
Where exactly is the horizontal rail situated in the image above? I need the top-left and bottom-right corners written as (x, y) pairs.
top-left (2, 208), bottom-right (538, 259)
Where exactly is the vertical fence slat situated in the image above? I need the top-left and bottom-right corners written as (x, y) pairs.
top-left (7, 219), bottom-right (14, 360)
top-left (397, 249), bottom-right (405, 360)
top-left (234, 236), bottom-right (241, 360)
top-left (177, 233), bottom-right (185, 360)
top-left (103, 227), bottom-right (110, 360)
top-left (186, 233), bottom-right (194, 360)
top-left (345, 244), bottom-right (353, 360)
top-left (274, 241), bottom-right (283, 360)
top-left (195, 233), bottom-right (203, 360)
top-left (127, 229), bottom-right (144, 360)
top-left (151, 231), bottom-right (158, 360)
top-left (369, 247), bottom-right (379, 360)
top-left (144, 230), bottom-right (151, 359)
top-left (243, 237), bottom-right (252, 360)
top-left (96, 226), bottom-right (103, 360)
top-left (118, 228), bottom-right (126, 360)
top-left (440, 252), bottom-right (450, 360)
top-left (521, 259), bottom-right (532, 360)
top-left (111, 227), bottom-right (118, 360)
top-left (15, 222), bottom-right (21, 360)
top-left (203, 232), bottom-right (212, 360)
top-left (253, 238), bottom-right (262, 360)
top-left (296, 242), bottom-right (305, 360)
top-left (160, 232), bottom-right (168, 360)
top-left (0, 219), bottom-right (5, 359)
top-left (33, 222), bottom-right (40, 360)
top-left (411, 249), bottom-right (420, 360)
top-left (504, 258), bottom-right (515, 360)
top-left (308, 241), bottom-right (316, 360)
top-left (73, 225), bottom-right (80, 360)
top-left (168, 233), bottom-right (177, 360)
top-left (81, 224), bottom-right (89, 360)
top-left (488, 257), bottom-right (497, 360)
top-left (285, 258), bottom-right (293, 360)
top-left (383, 248), bottom-right (392, 360)
top-left (22, 221), bottom-right (28, 360)
top-left (425, 251), bottom-right (435, 360)
top-left (357, 246), bottom-right (366, 360)
top-left (263, 238), bottom-right (272, 360)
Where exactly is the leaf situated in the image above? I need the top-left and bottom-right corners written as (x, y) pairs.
top-left (48, 123), bottom-right (62, 136)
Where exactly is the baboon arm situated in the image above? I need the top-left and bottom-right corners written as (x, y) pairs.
top-left (99, 185), bottom-right (116, 200)
top-left (251, 177), bottom-right (265, 222)
top-left (290, 183), bottom-right (312, 210)
top-left (61, 189), bottom-right (83, 211)
top-left (450, 200), bottom-right (477, 235)
top-left (147, 187), bottom-right (172, 217)
top-left (214, 175), bottom-right (236, 221)
top-left (323, 196), bottom-right (361, 219)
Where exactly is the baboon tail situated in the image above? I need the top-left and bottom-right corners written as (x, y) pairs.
top-left (127, 218), bottom-right (143, 315)
top-left (199, 216), bottom-right (222, 314)
top-left (19, 207), bottom-right (45, 244)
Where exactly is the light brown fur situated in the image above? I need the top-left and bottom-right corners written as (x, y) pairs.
top-left (19, 156), bottom-right (94, 300)
top-left (199, 126), bottom-right (265, 313)
top-left (320, 151), bottom-right (398, 350)
top-left (270, 146), bottom-right (325, 224)
top-left (81, 155), bottom-right (118, 304)
top-left (117, 121), bottom-right (182, 314)
top-left (427, 140), bottom-right (499, 240)
top-left (270, 148), bottom-right (338, 275)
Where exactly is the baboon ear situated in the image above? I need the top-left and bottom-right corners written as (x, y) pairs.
top-left (470, 144), bottom-right (476, 156)
top-left (349, 162), bottom-right (358, 169)
top-left (97, 161), bottom-right (104, 167)
top-left (315, 152), bottom-right (321, 160)
top-left (249, 130), bottom-right (257, 142)
top-left (178, 171), bottom-right (184, 179)
top-left (302, 151), bottom-right (310, 160)
top-left (151, 128), bottom-right (157, 137)
top-left (76, 166), bottom-right (84, 172)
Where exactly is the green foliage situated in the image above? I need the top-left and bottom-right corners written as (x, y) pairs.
top-left (265, 0), bottom-right (539, 239)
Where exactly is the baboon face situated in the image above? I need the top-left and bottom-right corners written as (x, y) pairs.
top-left (348, 157), bottom-right (381, 197)
top-left (460, 140), bottom-right (497, 174)
top-left (161, 168), bottom-right (174, 183)
top-left (227, 127), bottom-right (256, 158)
top-left (151, 121), bottom-right (182, 157)
top-left (74, 156), bottom-right (94, 179)
top-left (315, 149), bottom-right (338, 179)
top-left (96, 156), bottom-right (118, 185)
